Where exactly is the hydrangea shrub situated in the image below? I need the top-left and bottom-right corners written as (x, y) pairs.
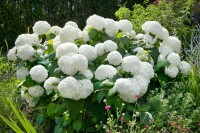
top-left (7, 14), bottom-right (191, 132)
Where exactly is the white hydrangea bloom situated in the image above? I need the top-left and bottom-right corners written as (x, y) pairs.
top-left (86, 14), bottom-right (105, 31)
top-left (21, 91), bottom-right (32, 103)
top-left (28, 85), bottom-right (44, 97)
top-left (79, 31), bottom-right (90, 42)
top-left (142, 21), bottom-right (163, 35)
top-left (33, 21), bottom-right (51, 35)
top-left (44, 77), bottom-right (60, 90)
top-left (115, 78), bottom-right (141, 103)
top-left (57, 77), bottom-right (80, 100)
top-left (103, 40), bottom-right (118, 52)
top-left (135, 33), bottom-right (144, 40)
top-left (79, 44), bottom-right (97, 61)
top-left (136, 51), bottom-right (149, 61)
top-left (178, 61), bottom-right (191, 75)
top-left (7, 47), bottom-right (17, 61)
top-left (167, 52), bottom-right (181, 66)
top-left (56, 42), bottom-right (78, 58)
top-left (79, 69), bottom-right (93, 80)
top-left (156, 27), bottom-right (169, 40)
top-left (136, 62), bottom-right (154, 79)
top-left (17, 44), bottom-right (35, 60)
top-left (144, 33), bottom-right (157, 45)
top-left (107, 51), bottom-right (122, 66)
top-left (50, 26), bottom-right (61, 35)
top-left (95, 65), bottom-right (117, 80)
top-left (59, 25), bottom-right (80, 43)
top-left (128, 30), bottom-right (136, 38)
top-left (104, 18), bottom-right (118, 37)
top-left (117, 20), bottom-right (133, 33)
top-left (64, 21), bottom-right (79, 28)
top-left (58, 53), bottom-right (77, 75)
top-left (30, 65), bottom-right (48, 82)
top-left (158, 45), bottom-right (173, 57)
top-left (53, 41), bottom-right (61, 50)
top-left (132, 75), bottom-right (150, 95)
top-left (165, 65), bottom-right (179, 78)
top-left (71, 54), bottom-right (88, 72)
top-left (158, 54), bottom-right (167, 62)
top-left (121, 55), bottom-right (141, 74)
top-left (16, 66), bottom-right (29, 80)
top-left (83, 25), bottom-right (91, 31)
top-left (162, 36), bottom-right (181, 53)
top-left (15, 34), bottom-right (39, 47)
top-left (134, 47), bottom-right (144, 53)
top-left (95, 43), bottom-right (105, 56)
top-left (78, 79), bottom-right (94, 99)
top-left (58, 53), bottom-right (88, 75)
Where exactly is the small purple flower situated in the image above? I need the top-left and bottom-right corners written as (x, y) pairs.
top-left (120, 117), bottom-right (124, 122)
top-left (105, 105), bottom-right (111, 110)
top-left (145, 125), bottom-right (150, 129)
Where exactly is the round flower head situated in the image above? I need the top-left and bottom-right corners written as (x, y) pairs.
top-left (30, 65), bottom-right (48, 82)
top-left (53, 40), bottom-right (61, 50)
top-left (59, 25), bottom-right (80, 43)
top-left (86, 14), bottom-right (105, 31)
top-left (44, 77), bottom-right (60, 90)
top-left (71, 54), bottom-right (88, 72)
top-left (178, 61), bottom-right (191, 76)
top-left (107, 51), bottom-right (122, 66)
top-left (104, 18), bottom-right (118, 37)
top-left (33, 21), bottom-right (51, 35)
top-left (58, 53), bottom-right (77, 75)
top-left (64, 21), bottom-right (79, 28)
top-left (158, 45), bottom-right (173, 57)
top-left (78, 79), bottom-right (94, 99)
top-left (167, 52), bottom-right (181, 66)
top-left (121, 55), bottom-right (141, 74)
top-left (134, 47), bottom-right (144, 53)
top-left (7, 47), bottom-right (17, 61)
top-left (142, 21), bottom-right (163, 35)
top-left (95, 65), bottom-right (117, 80)
top-left (79, 31), bottom-right (90, 42)
top-left (79, 69), bottom-right (93, 80)
top-left (132, 75), bottom-right (150, 95)
top-left (135, 33), bottom-right (144, 40)
top-left (128, 30), bottom-right (136, 38)
top-left (79, 44), bottom-right (97, 61)
top-left (57, 77), bottom-right (80, 99)
top-left (17, 44), bottom-right (35, 60)
top-left (162, 36), bottom-right (181, 53)
top-left (136, 62), bottom-right (154, 79)
top-left (16, 66), bottom-right (29, 80)
top-left (144, 33), bottom-right (157, 45)
top-left (117, 19), bottom-right (133, 33)
top-left (95, 43), bottom-right (105, 56)
top-left (15, 34), bottom-right (39, 47)
top-left (156, 27), bottom-right (169, 40)
top-left (165, 65), bottom-right (179, 78)
top-left (56, 42), bottom-right (78, 58)
top-left (103, 40), bottom-right (118, 52)
top-left (28, 85), bottom-right (44, 97)
top-left (50, 26), bottom-right (61, 35)
top-left (114, 78), bottom-right (133, 95)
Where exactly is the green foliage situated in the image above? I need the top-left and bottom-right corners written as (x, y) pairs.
top-left (115, 0), bottom-right (196, 42)
top-left (0, 99), bottom-right (36, 133)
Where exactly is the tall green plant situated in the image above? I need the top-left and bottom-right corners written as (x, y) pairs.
top-left (0, 99), bottom-right (36, 133)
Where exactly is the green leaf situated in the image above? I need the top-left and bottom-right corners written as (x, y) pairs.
top-left (36, 113), bottom-right (44, 125)
top-left (34, 52), bottom-right (43, 61)
top-left (55, 117), bottom-right (64, 126)
top-left (74, 74), bottom-right (86, 80)
top-left (97, 91), bottom-right (107, 103)
top-left (100, 80), bottom-right (114, 87)
top-left (140, 112), bottom-right (153, 125)
top-left (148, 47), bottom-right (159, 62)
top-left (22, 76), bottom-right (35, 87)
top-left (73, 120), bottom-right (82, 131)
top-left (155, 60), bottom-right (169, 71)
top-left (54, 125), bottom-right (63, 133)
top-left (88, 29), bottom-right (98, 39)
top-left (100, 32), bottom-right (110, 41)
top-left (93, 81), bottom-right (102, 90)
top-left (46, 33), bottom-right (56, 41)
top-left (47, 103), bottom-right (57, 116)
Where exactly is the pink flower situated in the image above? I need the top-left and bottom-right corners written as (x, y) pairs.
top-left (126, 122), bottom-right (131, 126)
top-left (153, 0), bottom-right (159, 5)
top-left (107, 130), bottom-right (112, 133)
top-left (120, 117), bottom-right (124, 122)
top-left (105, 105), bottom-right (111, 110)
top-left (134, 94), bottom-right (141, 99)
top-left (187, 128), bottom-right (191, 133)
top-left (145, 125), bottom-right (150, 129)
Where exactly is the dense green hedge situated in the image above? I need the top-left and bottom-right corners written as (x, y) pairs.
top-left (0, 0), bottom-right (147, 52)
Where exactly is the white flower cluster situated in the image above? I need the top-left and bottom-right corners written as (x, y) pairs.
top-left (7, 14), bottom-right (191, 105)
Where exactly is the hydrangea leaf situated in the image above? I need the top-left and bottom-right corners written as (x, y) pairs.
top-left (73, 120), bottom-right (82, 131)
top-left (88, 29), bottom-right (98, 39)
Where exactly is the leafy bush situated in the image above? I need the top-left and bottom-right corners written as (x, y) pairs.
top-left (115, 0), bottom-right (196, 43)
top-left (7, 14), bottom-right (192, 132)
